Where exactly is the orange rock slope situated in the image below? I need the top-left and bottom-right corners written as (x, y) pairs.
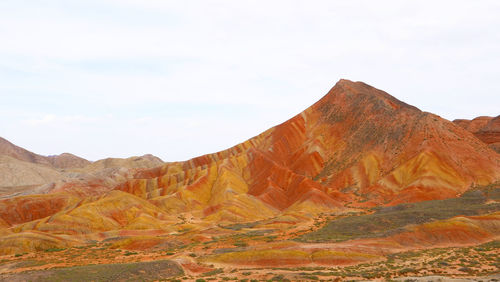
top-left (0, 79), bottom-right (499, 253)
top-left (454, 115), bottom-right (500, 153)
top-left (118, 79), bottom-right (500, 216)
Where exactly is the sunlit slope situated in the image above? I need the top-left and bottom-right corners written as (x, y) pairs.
top-left (118, 79), bottom-right (500, 214)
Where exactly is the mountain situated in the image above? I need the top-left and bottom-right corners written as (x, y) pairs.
top-left (0, 137), bottom-right (90, 169)
top-left (0, 137), bottom-right (52, 166)
top-left (34, 154), bottom-right (166, 198)
top-left (0, 138), bottom-right (88, 196)
top-left (0, 155), bottom-right (62, 197)
top-left (0, 80), bottom-right (499, 281)
top-left (82, 154), bottom-right (164, 172)
top-left (454, 115), bottom-right (500, 153)
top-left (46, 153), bottom-right (91, 169)
top-left (0, 137), bottom-right (164, 198)
top-left (118, 79), bottom-right (499, 220)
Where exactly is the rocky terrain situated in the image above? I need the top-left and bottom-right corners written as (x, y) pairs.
top-left (0, 79), bottom-right (498, 281)
top-left (454, 116), bottom-right (500, 153)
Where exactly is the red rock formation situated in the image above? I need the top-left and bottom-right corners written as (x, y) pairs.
top-left (0, 193), bottom-right (78, 226)
top-left (119, 79), bottom-right (500, 214)
top-left (453, 115), bottom-right (500, 153)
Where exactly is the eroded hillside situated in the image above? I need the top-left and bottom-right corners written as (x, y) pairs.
top-left (0, 79), bottom-right (499, 281)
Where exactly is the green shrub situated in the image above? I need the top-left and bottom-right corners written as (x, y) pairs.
top-left (233, 241), bottom-right (248, 248)
top-left (44, 248), bottom-right (66, 252)
top-left (202, 268), bottom-right (223, 276)
top-left (459, 267), bottom-right (473, 273)
top-left (298, 190), bottom-right (500, 243)
top-left (398, 268), bottom-right (416, 275)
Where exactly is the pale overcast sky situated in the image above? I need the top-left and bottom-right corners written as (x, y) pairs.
top-left (1, 0), bottom-right (499, 161)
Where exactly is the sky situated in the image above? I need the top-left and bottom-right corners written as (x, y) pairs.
top-left (1, 0), bottom-right (499, 162)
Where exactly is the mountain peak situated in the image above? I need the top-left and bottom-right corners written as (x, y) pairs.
top-left (0, 136), bottom-right (51, 166)
top-left (326, 80), bottom-right (419, 111)
top-left (311, 79), bottom-right (420, 129)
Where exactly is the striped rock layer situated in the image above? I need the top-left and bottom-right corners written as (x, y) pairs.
top-left (118, 79), bottom-right (500, 218)
top-left (0, 79), bottom-right (499, 253)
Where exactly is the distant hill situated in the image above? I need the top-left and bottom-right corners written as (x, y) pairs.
top-left (453, 115), bottom-right (500, 153)
top-left (82, 154), bottom-right (164, 172)
top-left (0, 137), bottom-right (164, 197)
top-left (0, 155), bottom-right (62, 197)
top-left (0, 137), bottom-right (90, 169)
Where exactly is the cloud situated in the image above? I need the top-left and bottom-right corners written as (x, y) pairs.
top-left (24, 114), bottom-right (57, 126)
top-left (1, 0), bottom-right (499, 160)
top-left (23, 114), bottom-right (100, 127)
